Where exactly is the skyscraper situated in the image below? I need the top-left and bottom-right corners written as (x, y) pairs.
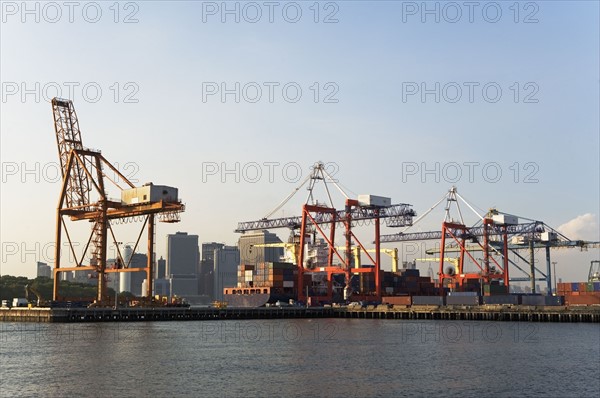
top-left (156, 256), bottom-right (166, 279)
top-left (199, 242), bottom-right (224, 298)
top-left (36, 261), bottom-right (51, 279)
top-left (213, 245), bottom-right (240, 301)
top-left (167, 232), bottom-right (199, 297)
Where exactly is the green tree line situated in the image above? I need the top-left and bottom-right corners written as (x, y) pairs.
top-left (0, 275), bottom-right (121, 302)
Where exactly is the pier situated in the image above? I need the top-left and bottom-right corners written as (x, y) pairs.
top-left (1, 305), bottom-right (599, 323)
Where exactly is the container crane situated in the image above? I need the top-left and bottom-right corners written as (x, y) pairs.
top-left (381, 187), bottom-right (600, 295)
top-left (337, 246), bottom-right (399, 272)
top-left (51, 98), bottom-right (184, 304)
top-left (235, 162), bottom-right (416, 302)
top-left (589, 261), bottom-right (600, 282)
top-left (250, 242), bottom-right (300, 264)
top-left (415, 257), bottom-right (460, 275)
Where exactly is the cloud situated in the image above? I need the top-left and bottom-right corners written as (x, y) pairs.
top-left (557, 214), bottom-right (599, 241)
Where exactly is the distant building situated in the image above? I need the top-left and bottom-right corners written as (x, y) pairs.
top-left (213, 246), bottom-right (240, 301)
top-left (199, 242), bottom-right (224, 299)
top-left (154, 278), bottom-right (170, 297)
top-left (238, 231), bottom-right (283, 266)
top-left (62, 271), bottom-right (74, 282)
top-left (156, 256), bottom-right (166, 280)
top-left (36, 261), bottom-right (51, 279)
top-left (167, 232), bottom-right (199, 297)
top-left (130, 254), bottom-right (148, 296)
top-left (73, 270), bottom-right (91, 284)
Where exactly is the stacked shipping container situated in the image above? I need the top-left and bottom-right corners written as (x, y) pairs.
top-left (557, 281), bottom-right (600, 305)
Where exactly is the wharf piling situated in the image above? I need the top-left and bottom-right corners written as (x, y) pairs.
top-left (2, 305), bottom-right (599, 323)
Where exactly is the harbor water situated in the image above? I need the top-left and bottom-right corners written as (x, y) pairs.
top-left (1, 319), bottom-right (599, 397)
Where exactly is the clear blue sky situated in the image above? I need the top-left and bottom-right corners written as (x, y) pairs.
top-left (1, 1), bottom-right (598, 282)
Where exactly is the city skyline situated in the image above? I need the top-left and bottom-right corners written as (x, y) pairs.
top-left (1, 2), bottom-right (598, 283)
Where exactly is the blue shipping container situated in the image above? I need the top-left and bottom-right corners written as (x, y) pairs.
top-left (571, 283), bottom-right (579, 292)
top-left (521, 295), bottom-right (543, 305)
top-left (544, 296), bottom-right (564, 306)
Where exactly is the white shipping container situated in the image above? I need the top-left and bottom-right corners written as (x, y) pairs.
top-left (511, 236), bottom-right (528, 245)
top-left (541, 232), bottom-right (558, 242)
top-left (357, 194), bottom-right (391, 208)
top-left (121, 183), bottom-right (178, 205)
top-left (492, 214), bottom-right (518, 225)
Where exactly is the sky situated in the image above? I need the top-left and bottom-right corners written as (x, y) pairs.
top-left (1, 0), bottom-right (598, 284)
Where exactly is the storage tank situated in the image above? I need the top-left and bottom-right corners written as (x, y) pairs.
top-left (119, 245), bottom-right (133, 293)
top-left (141, 279), bottom-right (148, 297)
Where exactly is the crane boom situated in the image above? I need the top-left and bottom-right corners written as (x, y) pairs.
top-left (236, 203), bottom-right (415, 232)
top-left (380, 221), bottom-right (544, 243)
top-left (52, 98), bottom-right (91, 208)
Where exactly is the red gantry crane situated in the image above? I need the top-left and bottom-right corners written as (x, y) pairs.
top-left (51, 98), bottom-right (184, 304)
top-left (235, 162), bottom-right (416, 303)
top-left (380, 187), bottom-right (600, 295)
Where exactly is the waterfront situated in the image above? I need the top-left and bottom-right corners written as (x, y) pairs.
top-left (1, 319), bottom-right (598, 397)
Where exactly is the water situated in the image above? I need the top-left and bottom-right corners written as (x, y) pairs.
top-left (1, 319), bottom-right (599, 397)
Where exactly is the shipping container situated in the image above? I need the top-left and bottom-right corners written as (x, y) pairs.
top-left (446, 296), bottom-right (481, 305)
top-left (540, 232), bottom-right (558, 242)
top-left (492, 214), bottom-right (518, 225)
top-left (594, 282), bottom-right (600, 292)
top-left (412, 296), bottom-right (445, 306)
top-left (571, 283), bottom-right (579, 292)
top-left (400, 269), bottom-right (420, 277)
top-left (484, 284), bottom-right (508, 295)
top-left (579, 283), bottom-right (588, 293)
top-left (448, 291), bottom-right (478, 297)
top-left (565, 294), bottom-right (600, 305)
top-left (482, 295), bottom-right (520, 305)
top-left (357, 194), bottom-right (391, 208)
top-left (520, 295), bottom-right (564, 306)
top-left (545, 296), bottom-right (564, 306)
top-left (520, 295), bottom-right (544, 306)
top-left (382, 296), bottom-right (411, 306)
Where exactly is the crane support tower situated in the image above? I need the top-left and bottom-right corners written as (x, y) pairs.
top-left (51, 98), bottom-right (185, 304)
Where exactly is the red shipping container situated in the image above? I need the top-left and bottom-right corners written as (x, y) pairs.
top-left (579, 283), bottom-right (588, 293)
top-left (383, 296), bottom-right (412, 305)
top-left (565, 294), bottom-right (600, 305)
top-left (565, 283), bottom-right (572, 292)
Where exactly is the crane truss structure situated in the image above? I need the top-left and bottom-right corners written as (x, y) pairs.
top-left (380, 187), bottom-right (599, 295)
top-left (235, 162), bottom-right (416, 302)
top-left (51, 98), bottom-right (184, 304)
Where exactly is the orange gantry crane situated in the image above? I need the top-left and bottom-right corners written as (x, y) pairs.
top-left (235, 162), bottom-right (416, 302)
top-left (51, 98), bottom-right (184, 304)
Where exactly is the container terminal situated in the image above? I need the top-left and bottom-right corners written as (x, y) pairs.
top-left (2, 98), bottom-right (598, 323)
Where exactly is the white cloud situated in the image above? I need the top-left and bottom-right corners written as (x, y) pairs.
top-left (557, 214), bottom-right (599, 241)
